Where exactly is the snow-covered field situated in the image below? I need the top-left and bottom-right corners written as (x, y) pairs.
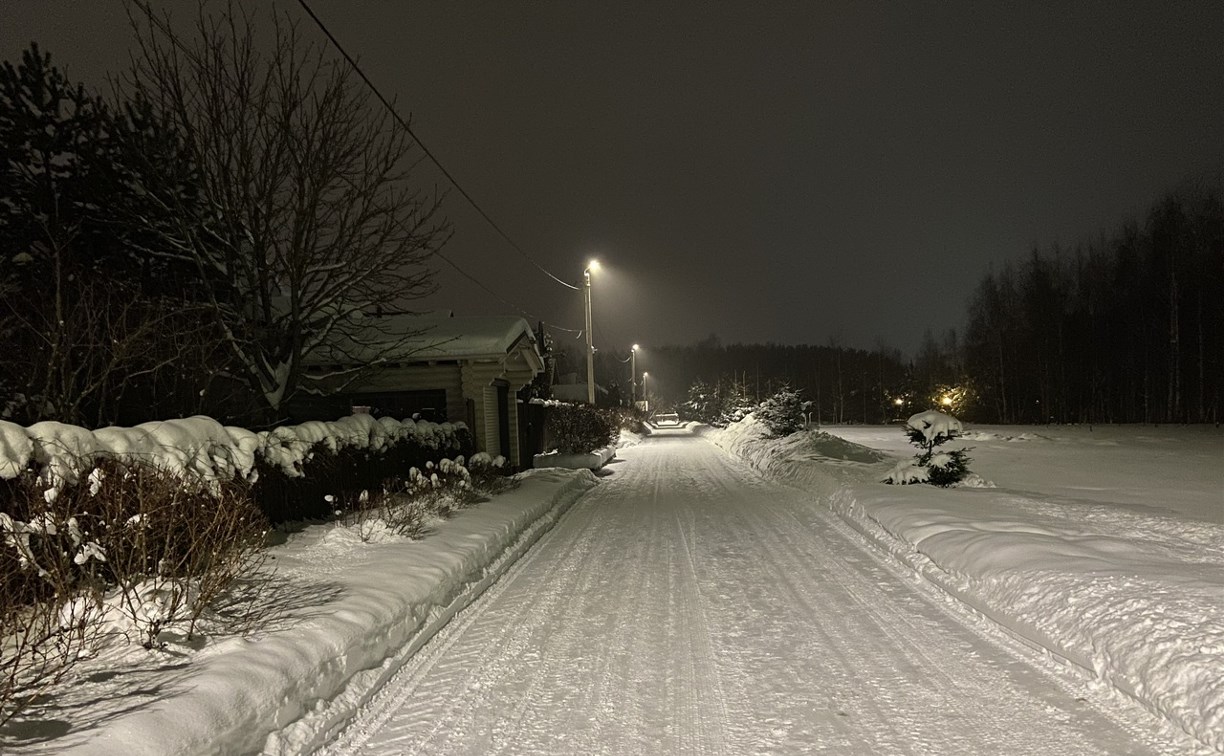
top-left (711, 418), bottom-right (1224, 752)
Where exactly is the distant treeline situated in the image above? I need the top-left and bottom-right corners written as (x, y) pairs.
top-left (628, 182), bottom-right (1222, 425)
top-left (962, 185), bottom-right (1222, 424)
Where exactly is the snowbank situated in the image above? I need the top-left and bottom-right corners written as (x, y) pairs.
top-left (709, 419), bottom-right (1224, 752)
top-left (0, 415), bottom-right (467, 488)
top-left (20, 469), bottom-right (596, 756)
top-left (533, 445), bottom-right (616, 471)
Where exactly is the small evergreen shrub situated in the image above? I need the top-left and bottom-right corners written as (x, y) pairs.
top-left (884, 410), bottom-right (973, 487)
top-left (717, 384), bottom-right (758, 427)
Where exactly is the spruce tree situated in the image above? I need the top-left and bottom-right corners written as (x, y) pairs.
top-left (901, 411), bottom-right (972, 486)
top-left (757, 386), bottom-right (807, 438)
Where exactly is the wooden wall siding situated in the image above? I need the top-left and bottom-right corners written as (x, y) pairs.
top-left (461, 360), bottom-right (538, 456)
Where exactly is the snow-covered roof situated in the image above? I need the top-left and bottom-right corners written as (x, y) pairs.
top-left (310, 312), bottom-right (540, 365)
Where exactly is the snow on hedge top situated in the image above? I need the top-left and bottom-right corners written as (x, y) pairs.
top-left (906, 410), bottom-right (963, 442)
top-left (0, 420), bottom-right (35, 478)
top-left (0, 414), bottom-right (467, 487)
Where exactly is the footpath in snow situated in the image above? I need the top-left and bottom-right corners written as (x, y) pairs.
top-left (709, 417), bottom-right (1224, 753)
top-left (5, 468), bottom-right (596, 756)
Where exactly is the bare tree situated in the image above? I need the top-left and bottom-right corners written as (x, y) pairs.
top-left (123, 2), bottom-right (449, 419)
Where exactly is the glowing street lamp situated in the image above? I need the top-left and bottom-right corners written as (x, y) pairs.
top-left (583, 259), bottom-right (600, 404)
top-left (631, 344), bottom-right (640, 405)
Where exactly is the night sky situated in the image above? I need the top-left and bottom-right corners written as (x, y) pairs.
top-left (3, 1), bottom-right (1222, 355)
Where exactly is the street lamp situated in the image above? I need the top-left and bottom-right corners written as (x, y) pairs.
top-left (642, 371), bottom-right (650, 412)
top-left (583, 259), bottom-right (600, 404)
top-left (631, 344), bottom-right (639, 406)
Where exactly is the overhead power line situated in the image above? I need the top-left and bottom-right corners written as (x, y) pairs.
top-left (295, 0), bottom-right (580, 292)
top-left (433, 248), bottom-right (582, 333)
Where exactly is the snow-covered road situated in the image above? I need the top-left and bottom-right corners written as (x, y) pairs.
top-left (321, 435), bottom-right (1180, 755)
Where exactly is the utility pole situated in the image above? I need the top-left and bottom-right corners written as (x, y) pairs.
top-left (583, 261), bottom-right (599, 404)
top-left (631, 344), bottom-right (639, 406)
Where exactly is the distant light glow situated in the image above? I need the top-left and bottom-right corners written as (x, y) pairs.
top-left (894, 397), bottom-right (904, 406)
top-left (632, 343), bottom-right (640, 351)
top-left (587, 259), bottom-right (601, 272)
top-left (941, 396), bottom-right (953, 406)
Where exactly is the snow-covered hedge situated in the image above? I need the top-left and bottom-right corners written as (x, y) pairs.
top-left (253, 417), bottom-right (473, 523)
top-left (0, 415), bottom-right (474, 524)
top-left (0, 415), bottom-right (467, 484)
top-left (543, 403), bottom-right (617, 455)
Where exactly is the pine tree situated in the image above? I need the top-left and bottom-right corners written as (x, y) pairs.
top-left (0, 44), bottom-right (221, 425)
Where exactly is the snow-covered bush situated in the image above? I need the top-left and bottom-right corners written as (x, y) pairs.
top-left (545, 403), bottom-right (618, 455)
top-left (2, 459), bottom-right (269, 649)
top-left (883, 410), bottom-right (973, 487)
top-left (466, 452), bottom-right (515, 496)
top-left (756, 386), bottom-right (807, 438)
top-left (338, 454), bottom-right (516, 541)
top-left (0, 520), bottom-right (100, 726)
top-left (0, 458), bottom-right (270, 721)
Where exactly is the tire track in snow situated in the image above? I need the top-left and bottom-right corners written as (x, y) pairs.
top-left (674, 507), bottom-right (730, 755)
top-left (686, 445), bottom-right (904, 752)
top-left (320, 493), bottom-right (604, 755)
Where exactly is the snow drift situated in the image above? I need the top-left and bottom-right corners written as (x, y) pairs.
top-left (709, 416), bottom-right (1224, 753)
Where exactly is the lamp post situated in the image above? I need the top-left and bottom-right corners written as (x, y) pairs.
top-left (631, 344), bottom-right (639, 406)
top-left (642, 371), bottom-right (650, 412)
top-left (583, 260), bottom-right (600, 404)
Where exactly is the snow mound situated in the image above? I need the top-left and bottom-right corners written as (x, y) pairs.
top-left (960, 430), bottom-right (1044, 442)
top-left (805, 431), bottom-right (889, 463)
top-left (533, 446), bottom-right (616, 471)
top-left (617, 430), bottom-right (644, 449)
top-left (882, 460), bottom-right (929, 485)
